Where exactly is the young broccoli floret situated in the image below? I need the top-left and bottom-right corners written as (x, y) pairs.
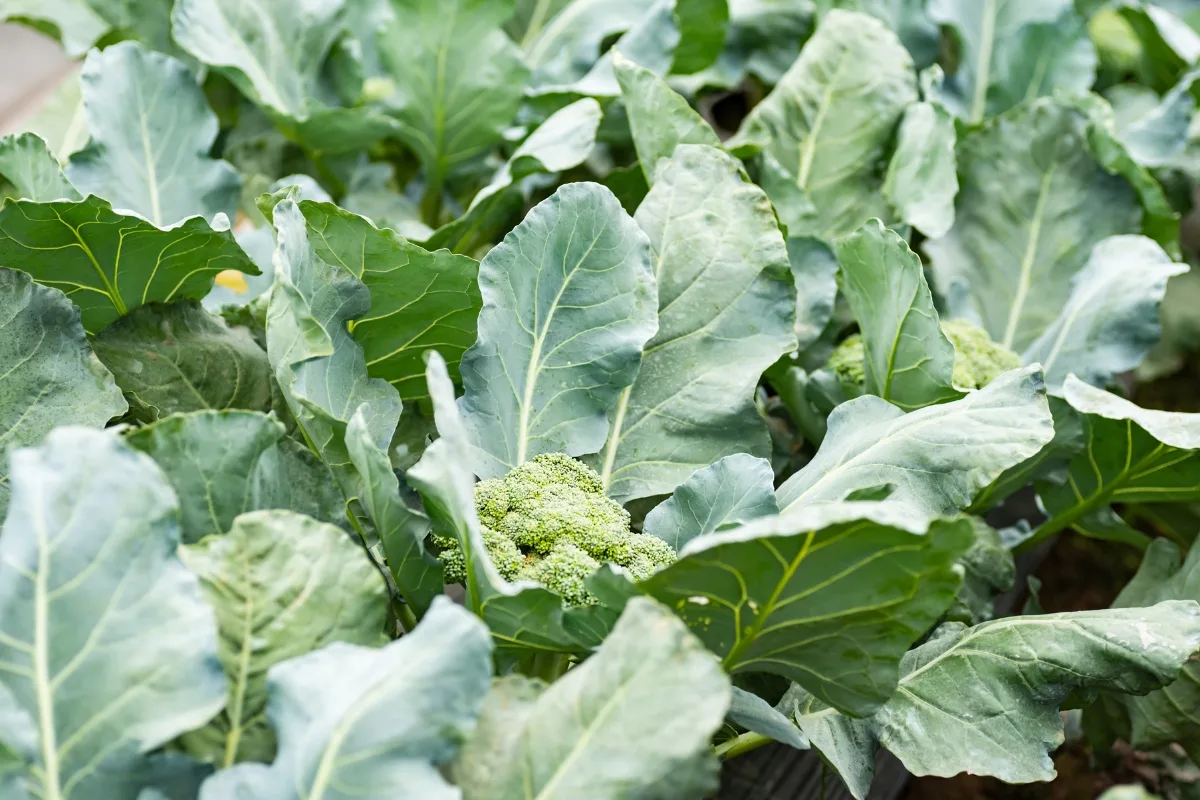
top-left (430, 454), bottom-right (675, 605)
top-left (825, 319), bottom-right (1020, 393)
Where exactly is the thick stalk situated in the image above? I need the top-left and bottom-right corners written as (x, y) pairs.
top-left (528, 651), bottom-right (570, 682)
top-left (714, 731), bottom-right (772, 760)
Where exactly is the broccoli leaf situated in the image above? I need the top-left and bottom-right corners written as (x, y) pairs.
top-left (0, 195), bottom-right (259, 334)
top-left (92, 300), bottom-right (273, 421)
top-left (66, 42), bottom-right (240, 227)
top-left (285, 201), bottom-right (481, 402)
top-left (727, 686), bottom-right (809, 751)
top-left (520, 0), bottom-right (654, 88)
top-left (0, 428), bottom-right (225, 799)
top-left (882, 99), bottom-right (957, 238)
top-left (199, 597), bottom-right (492, 800)
top-left (178, 510), bottom-right (389, 767)
top-left (727, 9), bottom-right (917, 239)
top-left (834, 219), bottom-right (961, 410)
top-left (460, 182), bottom-right (657, 480)
top-left (0, 0), bottom-right (108, 57)
top-left (928, 0), bottom-right (1095, 123)
top-left (817, 0), bottom-right (939, 68)
top-left (597, 145), bottom-right (796, 504)
top-left (0, 267), bottom-right (126, 516)
top-left (779, 683), bottom-right (875, 799)
top-left (924, 99), bottom-right (1144, 354)
top-left (614, 53), bottom-right (719, 185)
top-left (424, 98), bottom-right (602, 254)
top-left (453, 598), bottom-right (731, 800)
top-left (775, 366), bottom-right (1053, 519)
top-left (641, 502), bottom-right (972, 716)
top-left (1022, 236), bottom-right (1185, 393)
top-left (0, 133), bottom-right (79, 202)
top-left (1032, 377), bottom-right (1200, 549)
top-left (643, 453), bottom-right (779, 551)
top-left (124, 410), bottom-right (346, 544)
top-left (378, 0), bottom-right (528, 198)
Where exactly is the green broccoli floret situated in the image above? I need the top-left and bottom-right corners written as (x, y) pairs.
top-left (825, 319), bottom-right (1020, 393)
top-left (431, 454), bottom-right (675, 605)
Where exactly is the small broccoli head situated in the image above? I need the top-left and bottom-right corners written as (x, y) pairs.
top-left (824, 320), bottom-right (1019, 393)
top-left (940, 319), bottom-right (1022, 390)
top-left (431, 454), bottom-right (675, 605)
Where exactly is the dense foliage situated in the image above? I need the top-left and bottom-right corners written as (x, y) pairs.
top-left (4, 1), bottom-right (1200, 798)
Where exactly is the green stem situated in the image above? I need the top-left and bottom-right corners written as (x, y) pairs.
top-left (528, 651), bottom-right (570, 682)
top-left (714, 732), bottom-right (772, 760)
top-left (345, 507), bottom-right (416, 634)
top-left (420, 178), bottom-right (444, 227)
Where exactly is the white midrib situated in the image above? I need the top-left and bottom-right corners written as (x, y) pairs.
top-left (796, 52), bottom-right (846, 190)
top-left (598, 388), bottom-right (631, 488)
top-left (1001, 161), bottom-right (1058, 349)
top-left (223, 563), bottom-right (256, 767)
top-left (137, 93), bottom-right (162, 227)
top-left (969, 0), bottom-right (999, 124)
top-left (33, 498), bottom-right (63, 800)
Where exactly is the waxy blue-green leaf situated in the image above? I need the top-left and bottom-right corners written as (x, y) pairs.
top-left (0, 195), bottom-right (259, 334)
top-left (21, 73), bottom-right (87, 164)
top-left (179, 510), bottom-right (388, 767)
top-left (727, 9), bottom-right (917, 239)
top-left (835, 219), bottom-right (960, 410)
top-left (816, 0), bottom-right (938, 68)
top-left (613, 52), bottom-right (720, 185)
top-left (290, 201), bottom-right (480, 401)
top-left (92, 300), bottom-right (273, 422)
top-left (1114, 0), bottom-right (1200, 93)
top-left (672, 0), bottom-right (813, 92)
top-left (423, 98), bottom-right (602, 254)
top-left (1099, 539), bottom-right (1200, 764)
top-left (1033, 377), bottom-right (1200, 549)
top-left (597, 145), bottom-right (794, 504)
top-left (379, 0), bottom-right (529, 196)
top-left (0, 134), bottom-right (79, 203)
top-left (947, 517), bottom-right (1015, 625)
top-left (0, 268), bottom-right (125, 516)
top-left (882, 100), bottom-right (957, 238)
top-left (776, 365), bottom-right (1054, 519)
top-left (640, 502), bottom-right (972, 716)
top-left (199, 597), bottom-right (492, 800)
top-left (778, 683), bottom-right (875, 799)
top-left (520, 0), bottom-right (653, 88)
top-left (1022, 236), bottom-right (1186, 393)
top-left (124, 410), bottom-right (346, 544)
top-left (66, 42), bottom-right (240, 227)
top-left (727, 686), bottom-right (809, 751)
top-left (928, 0), bottom-right (1096, 123)
top-left (454, 597), bottom-right (732, 800)
top-left (643, 453), bottom-right (778, 551)
top-left (925, 99), bottom-right (1143, 353)
top-left (785, 602), bottom-right (1200, 788)
top-left (414, 352), bottom-right (594, 654)
top-left (460, 182), bottom-right (657, 480)
top-left (547, 0), bottom-right (681, 99)
top-left (0, 427), bottom-right (225, 800)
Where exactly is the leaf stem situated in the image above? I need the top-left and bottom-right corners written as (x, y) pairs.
top-left (714, 731), bottom-right (772, 760)
top-left (528, 651), bottom-right (570, 682)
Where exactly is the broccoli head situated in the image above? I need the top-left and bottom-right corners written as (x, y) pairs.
top-left (431, 453), bottom-right (675, 605)
top-left (825, 319), bottom-right (1020, 393)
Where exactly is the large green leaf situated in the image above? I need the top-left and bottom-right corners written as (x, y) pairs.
top-left (924, 99), bottom-right (1143, 353)
top-left (66, 42), bottom-right (240, 227)
top-left (453, 597), bottom-right (731, 800)
top-left (882, 99), bottom-right (957, 239)
top-left (946, 517), bottom-right (1015, 625)
top-left (0, 0), bottom-right (108, 56)
top-left (778, 683), bottom-right (875, 799)
top-left (0, 134), bottom-right (79, 203)
top-left (642, 453), bottom-right (778, 551)
top-left (597, 145), bottom-right (795, 503)
top-left (1022, 236), bottom-right (1185, 393)
top-left (775, 365), bottom-right (1054, 518)
top-left (92, 300), bottom-right (273, 422)
top-left (726, 686), bottom-right (809, 752)
top-left (520, 0), bottom-right (650, 87)
top-left (834, 219), bottom-right (960, 410)
top-left (289, 201), bottom-right (480, 401)
top-left (0, 195), bottom-right (259, 334)
top-left (673, 0), bottom-right (813, 92)
top-left (198, 596), bottom-right (492, 799)
top-left (613, 52), bottom-right (719, 185)
top-left (179, 510), bottom-right (388, 767)
top-left (423, 98), bottom-right (602, 254)
top-left (21, 73), bottom-right (87, 164)
top-left (0, 427), bottom-right (225, 799)
top-left (817, 0), bottom-right (939, 68)
top-left (641, 502), bottom-right (972, 716)
top-left (1099, 539), bottom-right (1200, 763)
top-left (1033, 377), bottom-right (1200, 549)
top-left (727, 9), bottom-right (918, 239)
top-left (1114, 0), bottom-right (1200, 93)
top-left (877, 604), bottom-right (1200, 781)
top-left (459, 182), bottom-right (657, 480)
top-left (378, 0), bottom-right (529, 197)
top-left (124, 410), bottom-right (345, 545)
top-left (0, 268), bottom-right (126, 515)
top-left (928, 0), bottom-right (1096, 123)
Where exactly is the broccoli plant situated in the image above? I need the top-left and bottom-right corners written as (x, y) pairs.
top-left (3, 2), bottom-right (1200, 800)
